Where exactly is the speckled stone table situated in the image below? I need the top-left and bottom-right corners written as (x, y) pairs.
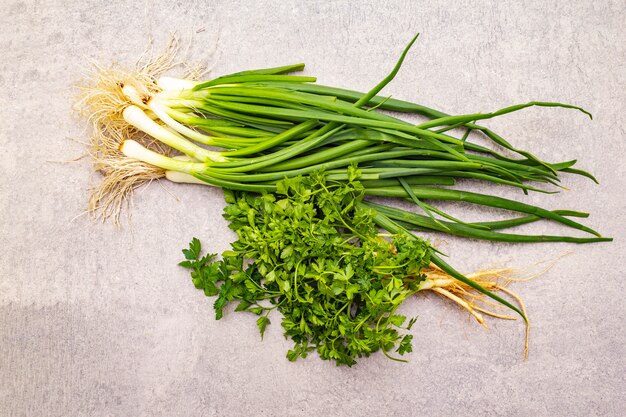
top-left (1, 1), bottom-right (624, 416)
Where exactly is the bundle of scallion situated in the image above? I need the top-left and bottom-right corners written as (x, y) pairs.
top-left (77, 34), bottom-right (611, 329)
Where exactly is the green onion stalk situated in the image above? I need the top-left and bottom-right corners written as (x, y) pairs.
top-left (77, 34), bottom-right (611, 324)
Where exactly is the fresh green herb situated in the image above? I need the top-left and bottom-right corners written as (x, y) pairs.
top-left (180, 173), bottom-right (433, 366)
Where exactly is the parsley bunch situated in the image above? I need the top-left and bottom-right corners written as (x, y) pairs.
top-left (180, 172), bottom-right (431, 366)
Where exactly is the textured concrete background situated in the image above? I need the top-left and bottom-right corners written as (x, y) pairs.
top-left (1, 1), bottom-right (624, 416)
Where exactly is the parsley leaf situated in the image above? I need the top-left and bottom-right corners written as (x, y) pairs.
top-left (257, 316), bottom-right (270, 340)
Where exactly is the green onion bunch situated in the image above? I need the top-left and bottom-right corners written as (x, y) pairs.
top-left (106, 34), bottom-right (608, 246)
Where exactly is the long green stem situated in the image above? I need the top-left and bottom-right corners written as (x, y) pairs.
top-left (362, 186), bottom-right (602, 236)
top-left (364, 201), bottom-right (611, 243)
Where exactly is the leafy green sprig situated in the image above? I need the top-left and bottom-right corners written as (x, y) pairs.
top-left (180, 171), bottom-right (431, 366)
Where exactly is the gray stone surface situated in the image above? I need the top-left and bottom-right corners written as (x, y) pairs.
top-left (1, 1), bottom-right (624, 416)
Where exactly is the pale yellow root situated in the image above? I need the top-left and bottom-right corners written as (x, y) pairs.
top-left (430, 287), bottom-right (488, 328)
top-left (421, 263), bottom-right (532, 359)
top-left (74, 36), bottom-right (205, 224)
